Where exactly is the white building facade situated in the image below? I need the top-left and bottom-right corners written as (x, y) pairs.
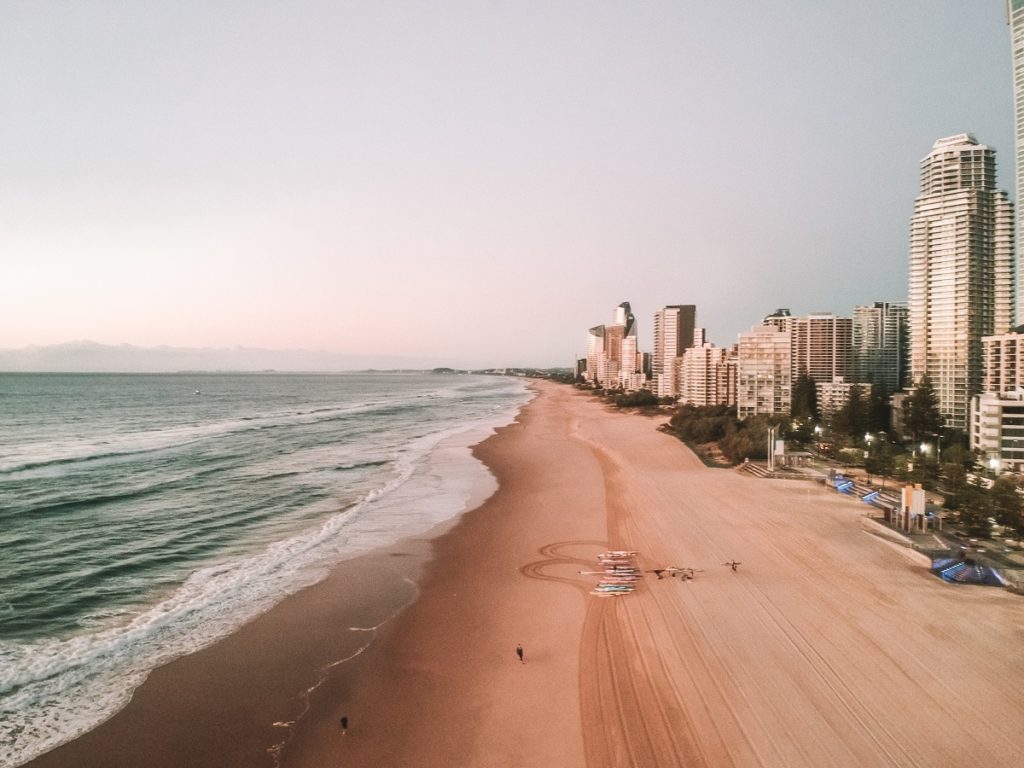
top-left (652, 305), bottom-right (696, 398)
top-left (678, 333), bottom-right (736, 407)
top-left (970, 390), bottom-right (1024, 473)
top-left (982, 331), bottom-right (1024, 393)
top-left (1009, 0), bottom-right (1024, 319)
top-left (792, 313), bottom-right (852, 384)
top-left (908, 134), bottom-right (1014, 431)
top-left (586, 302), bottom-right (646, 390)
top-left (737, 325), bottom-right (792, 419)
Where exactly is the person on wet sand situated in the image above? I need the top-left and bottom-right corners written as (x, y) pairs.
top-left (516, 644), bottom-right (524, 663)
top-left (340, 716), bottom-right (348, 734)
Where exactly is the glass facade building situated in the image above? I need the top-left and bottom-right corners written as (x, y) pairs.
top-left (852, 302), bottom-right (908, 394)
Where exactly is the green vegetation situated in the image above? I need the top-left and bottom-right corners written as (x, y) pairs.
top-left (903, 375), bottom-right (944, 441)
top-left (666, 404), bottom-right (785, 465)
top-left (611, 389), bottom-right (661, 408)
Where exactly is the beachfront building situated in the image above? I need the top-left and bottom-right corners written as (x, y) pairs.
top-left (762, 309), bottom-right (853, 393)
top-left (1010, 1), bottom-right (1024, 317)
top-left (816, 378), bottom-right (865, 418)
top-left (737, 324), bottom-right (792, 419)
top-left (652, 304), bottom-right (697, 398)
top-left (792, 313), bottom-right (852, 384)
top-left (585, 325), bottom-right (606, 386)
top-left (970, 390), bottom-right (1024, 474)
top-left (908, 133), bottom-right (1015, 431)
top-left (852, 302), bottom-right (908, 393)
top-left (677, 330), bottom-right (737, 407)
top-left (982, 330), bottom-right (1024, 393)
top-left (585, 302), bottom-right (646, 390)
top-left (614, 302), bottom-right (646, 391)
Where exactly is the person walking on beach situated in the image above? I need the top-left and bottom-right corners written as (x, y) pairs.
top-left (516, 644), bottom-right (524, 663)
top-left (340, 716), bottom-right (348, 734)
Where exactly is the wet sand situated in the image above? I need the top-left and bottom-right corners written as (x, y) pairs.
top-left (26, 381), bottom-right (1024, 767)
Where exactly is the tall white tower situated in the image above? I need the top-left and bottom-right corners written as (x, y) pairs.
top-left (908, 134), bottom-right (1014, 430)
top-left (1009, 0), bottom-right (1024, 319)
top-left (652, 305), bottom-right (696, 398)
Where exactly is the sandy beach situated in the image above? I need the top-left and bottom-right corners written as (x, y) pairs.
top-left (26, 380), bottom-right (1024, 768)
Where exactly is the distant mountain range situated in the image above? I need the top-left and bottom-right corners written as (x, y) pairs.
top-left (0, 341), bottom-right (439, 373)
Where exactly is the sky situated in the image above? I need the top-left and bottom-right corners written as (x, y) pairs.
top-left (0, 1), bottom-right (1016, 369)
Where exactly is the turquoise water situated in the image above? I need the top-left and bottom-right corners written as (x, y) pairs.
top-left (0, 372), bottom-right (529, 766)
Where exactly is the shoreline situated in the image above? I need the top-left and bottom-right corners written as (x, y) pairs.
top-left (277, 380), bottom-right (608, 767)
top-left (20, 386), bottom-right (536, 768)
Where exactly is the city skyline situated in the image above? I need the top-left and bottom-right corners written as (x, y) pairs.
top-left (1, 2), bottom-right (1015, 369)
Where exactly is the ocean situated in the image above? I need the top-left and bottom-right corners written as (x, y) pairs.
top-left (0, 372), bottom-right (530, 767)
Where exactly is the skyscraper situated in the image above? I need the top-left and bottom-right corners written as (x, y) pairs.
top-left (614, 302), bottom-right (644, 390)
top-left (652, 305), bottom-right (696, 398)
top-left (852, 302), bottom-right (908, 393)
top-left (908, 134), bottom-right (1014, 430)
top-left (791, 313), bottom-right (852, 384)
top-left (585, 301), bottom-right (645, 390)
top-left (1010, 0), bottom-right (1024, 317)
top-left (585, 325), bottom-right (606, 386)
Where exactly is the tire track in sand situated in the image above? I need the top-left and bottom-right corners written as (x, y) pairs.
top-left (575, 437), bottom-right (706, 768)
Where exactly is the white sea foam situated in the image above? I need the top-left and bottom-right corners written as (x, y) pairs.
top-left (0, 379), bottom-right (531, 767)
top-left (0, 394), bottom-right (421, 475)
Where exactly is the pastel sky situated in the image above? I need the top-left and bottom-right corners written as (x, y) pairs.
top-left (0, 1), bottom-right (1015, 368)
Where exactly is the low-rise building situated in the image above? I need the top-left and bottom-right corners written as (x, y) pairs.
top-left (816, 378), bottom-right (873, 418)
top-left (970, 390), bottom-right (1024, 473)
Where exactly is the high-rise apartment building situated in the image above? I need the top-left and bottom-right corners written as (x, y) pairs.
top-left (852, 302), bottom-right (908, 393)
top-left (614, 302), bottom-right (645, 390)
top-left (908, 134), bottom-right (1015, 430)
top-left (678, 329), bottom-right (737, 407)
top-left (1010, 0), bottom-right (1024, 317)
top-left (737, 324), bottom-right (792, 419)
top-left (791, 313), bottom-right (852, 384)
top-left (585, 325), bottom-right (606, 386)
top-left (762, 309), bottom-right (852, 388)
top-left (652, 305), bottom-right (696, 398)
top-left (586, 301), bottom-right (645, 390)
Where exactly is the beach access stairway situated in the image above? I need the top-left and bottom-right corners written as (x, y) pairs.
top-left (737, 461), bottom-right (773, 478)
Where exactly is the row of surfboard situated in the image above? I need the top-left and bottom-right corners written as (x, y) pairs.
top-left (592, 550), bottom-right (640, 596)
